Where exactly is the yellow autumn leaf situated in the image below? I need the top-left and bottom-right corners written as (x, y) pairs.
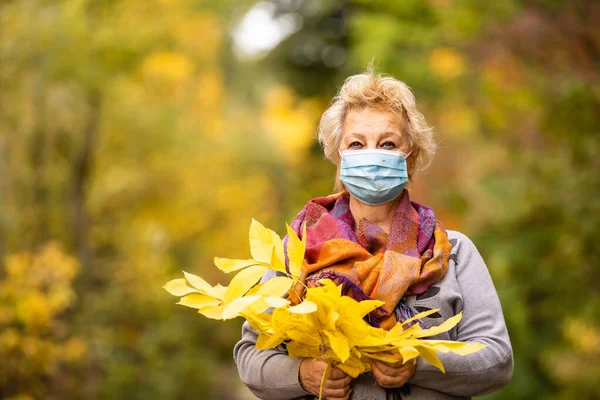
top-left (197, 305), bottom-right (225, 320)
top-left (427, 340), bottom-right (487, 356)
top-left (413, 312), bottom-right (463, 339)
top-left (224, 265), bottom-right (267, 303)
top-left (249, 219), bottom-right (274, 264)
top-left (243, 312), bottom-right (272, 333)
top-left (284, 341), bottom-right (322, 359)
top-left (366, 352), bottom-right (402, 364)
top-left (286, 222), bottom-right (306, 280)
top-left (286, 329), bottom-right (321, 348)
top-left (183, 271), bottom-right (224, 299)
top-left (399, 346), bottom-right (420, 363)
top-left (254, 276), bottom-right (293, 297)
top-left (222, 295), bottom-right (262, 320)
top-left (339, 297), bottom-right (384, 319)
top-left (402, 308), bottom-right (442, 326)
top-left (163, 278), bottom-right (198, 296)
top-left (269, 229), bottom-right (287, 273)
top-left (325, 331), bottom-right (351, 363)
top-left (287, 300), bottom-right (317, 314)
top-left (335, 353), bottom-right (367, 377)
top-left (245, 276), bottom-right (294, 313)
top-left (256, 330), bottom-right (286, 350)
top-left (414, 344), bottom-right (445, 373)
top-left (211, 284), bottom-right (228, 300)
top-left (214, 257), bottom-right (257, 273)
top-left (177, 293), bottom-right (221, 309)
top-left (264, 297), bottom-right (290, 308)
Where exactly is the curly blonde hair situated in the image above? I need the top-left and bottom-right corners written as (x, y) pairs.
top-left (318, 66), bottom-right (436, 190)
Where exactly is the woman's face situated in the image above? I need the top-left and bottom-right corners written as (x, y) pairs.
top-left (339, 108), bottom-right (411, 155)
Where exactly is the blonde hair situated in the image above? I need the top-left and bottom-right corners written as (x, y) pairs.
top-left (317, 66), bottom-right (436, 190)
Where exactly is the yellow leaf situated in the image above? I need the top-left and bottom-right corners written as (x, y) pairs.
top-left (286, 223), bottom-right (306, 279)
top-left (257, 330), bottom-right (286, 349)
top-left (325, 331), bottom-right (350, 363)
top-left (402, 308), bottom-right (442, 326)
top-left (286, 341), bottom-right (322, 359)
top-left (399, 346), bottom-right (420, 363)
top-left (413, 312), bottom-right (463, 339)
top-left (427, 340), bottom-right (487, 356)
top-left (246, 276), bottom-right (292, 314)
top-left (182, 271), bottom-right (223, 299)
top-left (386, 322), bottom-right (404, 339)
top-left (197, 305), bottom-right (225, 320)
top-left (340, 297), bottom-right (384, 319)
top-left (367, 352), bottom-right (401, 364)
top-left (255, 276), bottom-right (293, 297)
top-left (222, 295), bottom-right (261, 320)
top-left (256, 332), bottom-right (279, 350)
top-left (243, 312), bottom-right (272, 332)
top-left (177, 294), bottom-right (221, 309)
top-left (415, 344), bottom-right (445, 372)
top-left (335, 354), bottom-right (368, 378)
top-left (224, 265), bottom-right (267, 303)
top-left (163, 278), bottom-right (198, 296)
top-left (270, 230), bottom-right (287, 273)
top-left (264, 297), bottom-right (290, 308)
top-left (214, 258), bottom-right (257, 273)
top-left (287, 300), bottom-right (317, 314)
top-left (286, 329), bottom-right (321, 347)
top-left (249, 219), bottom-right (274, 264)
top-left (212, 284), bottom-right (228, 299)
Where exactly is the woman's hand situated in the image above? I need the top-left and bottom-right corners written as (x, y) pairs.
top-left (370, 355), bottom-right (417, 389)
top-left (299, 358), bottom-right (352, 399)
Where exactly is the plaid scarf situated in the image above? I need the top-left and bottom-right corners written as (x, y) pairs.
top-left (288, 190), bottom-right (451, 330)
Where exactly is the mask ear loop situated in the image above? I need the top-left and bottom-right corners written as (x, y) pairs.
top-left (339, 148), bottom-right (413, 159)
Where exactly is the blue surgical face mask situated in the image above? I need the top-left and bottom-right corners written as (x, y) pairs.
top-left (339, 149), bottom-right (410, 206)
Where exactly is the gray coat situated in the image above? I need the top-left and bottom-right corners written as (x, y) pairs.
top-left (233, 230), bottom-right (514, 399)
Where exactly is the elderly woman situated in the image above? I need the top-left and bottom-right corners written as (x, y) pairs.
top-left (234, 69), bottom-right (513, 400)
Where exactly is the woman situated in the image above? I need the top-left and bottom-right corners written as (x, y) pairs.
top-left (234, 69), bottom-right (513, 399)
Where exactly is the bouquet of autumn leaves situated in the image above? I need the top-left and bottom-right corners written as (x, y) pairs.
top-left (164, 220), bottom-right (485, 398)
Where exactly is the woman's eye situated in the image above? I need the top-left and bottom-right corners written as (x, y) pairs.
top-left (348, 141), bottom-right (363, 149)
top-left (380, 141), bottom-right (397, 149)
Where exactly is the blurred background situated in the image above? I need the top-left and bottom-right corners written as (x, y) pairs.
top-left (1, 0), bottom-right (599, 399)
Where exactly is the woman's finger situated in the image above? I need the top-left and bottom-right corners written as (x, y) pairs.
top-left (328, 366), bottom-right (348, 380)
top-left (323, 385), bottom-right (351, 398)
top-left (325, 375), bottom-right (352, 389)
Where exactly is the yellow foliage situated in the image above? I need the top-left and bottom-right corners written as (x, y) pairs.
top-left (164, 220), bottom-right (486, 398)
top-left (140, 51), bottom-right (195, 101)
top-left (260, 86), bottom-right (323, 164)
top-left (437, 104), bottom-right (479, 139)
top-left (0, 243), bottom-right (85, 394)
top-left (174, 12), bottom-right (221, 61)
top-left (142, 51), bottom-right (194, 83)
top-left (429, 47), bottom-right (467, 80)
top-left (564, 318), bottom-right (600, 355)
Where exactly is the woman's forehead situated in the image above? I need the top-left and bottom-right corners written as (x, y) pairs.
top-left (343, 108), bottom-right (405, 137)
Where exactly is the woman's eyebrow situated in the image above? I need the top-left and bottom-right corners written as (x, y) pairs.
top-left (345, 131), bottom-right (402, 139)
top-left (379, 131), bottom-right (403, 138)
top-left (344, 132), bottom-right (366, 140)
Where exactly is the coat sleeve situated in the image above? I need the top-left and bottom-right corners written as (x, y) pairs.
top-left (233, 270), bottom-right (314, 400)
top-left (408, 231), bottom-right (514, 396)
